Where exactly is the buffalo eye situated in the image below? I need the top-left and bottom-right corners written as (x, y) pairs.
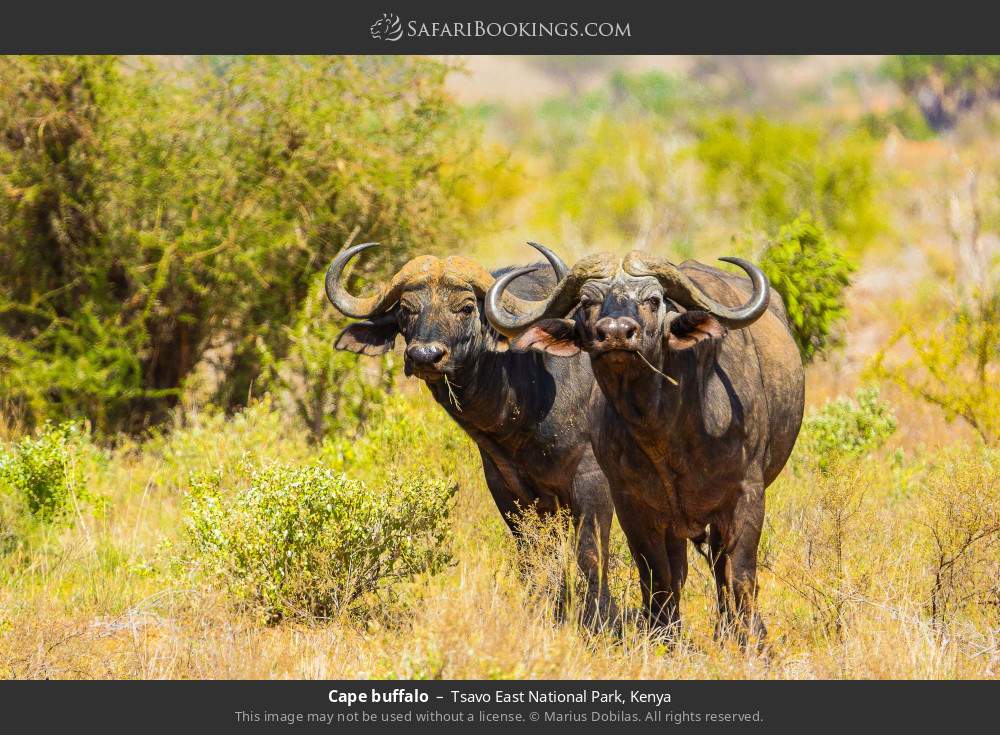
top-left (459, 302), bottom-right (476, 317)
top-left (644, 295), bottom-right (661, 309)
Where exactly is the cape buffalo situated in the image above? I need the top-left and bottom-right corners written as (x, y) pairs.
top-left (325, 242), bottom-right (618, 628)
top-left (485, 249), bottom-right (804, 643)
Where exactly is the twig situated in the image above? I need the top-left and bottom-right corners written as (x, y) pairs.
top-left (636, 351), bottom-right (678, 386)
top-left (443, 375), bottom-right (462, 412)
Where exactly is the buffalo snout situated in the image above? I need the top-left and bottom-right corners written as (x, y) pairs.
top-left (594, 316), bottom-right (640, 351)
top-left (405, 342), bottom-right (448, 368)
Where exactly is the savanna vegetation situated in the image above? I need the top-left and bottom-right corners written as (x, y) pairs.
top-left (1, 55), bottom-right (998, 679)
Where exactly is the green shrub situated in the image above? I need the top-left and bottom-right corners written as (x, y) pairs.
top-left (868, 293), bottom-right (999, 446)
top-left (184, 462), bottom-right (456, 622)
top-left (258, 271), bottom-right (397, 443)
top-left (0, 421), bottom-right (90, 521)
top-left (321, 392), bottom-right (474, 485)
top-left (0, 488), bottom-right (22, 555)
top-left (147, 398), bottom-right (314, 492)
top-left (1, 55), bottom-right (474, 434)
top-left (760, 214), bottom-right (855, 363)
top-left (882, 55), bottom-right (1000, 93)
top-left (798, 387), bottom-right (897, 472)
top-left (608, 70), bottom-right (702, 118)
top-left (912, 445), bottom-right (1000, 625)
top-left (533, 115), bottom-right (698, 248)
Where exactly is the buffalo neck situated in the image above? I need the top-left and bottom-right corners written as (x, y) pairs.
top-left (591, 348), bottom-right (694, 434)
top-left (423, 347), bottom-right (551, 439)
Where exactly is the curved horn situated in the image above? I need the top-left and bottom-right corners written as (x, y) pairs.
top-left (714, 257), bottom-right (770, 328)
top-left (484, 265), bottom-right (544, 337)
top-left (485, 251), bottom-right (614, 338)
top-left (527, 241), bottom-right (569, 281)
top-left (626, 253), bottom-right (770, 330)
top-left (324, 242), bottom-right (391, 319)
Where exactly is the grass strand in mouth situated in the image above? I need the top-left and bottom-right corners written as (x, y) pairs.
top-left (443, 374), bottom-right (463, 411)
top-left (636, 350), bottom-right (679, 386)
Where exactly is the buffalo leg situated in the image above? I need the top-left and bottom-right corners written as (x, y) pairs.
top-left (480, 452), bottom-right (528, 539)
top-left (481, 451), bottom-right (608, 628)
top-left (729, 482), bottom-right (767, 645)
top-left (712, 482), bottom-right (767, 646)
top-left (617, 511), bottom-right (679, 635)
top-left (480, 454), bottom-right (546, 599)
top-left (570, 453), bottom-right (620, 632)
top-left (664, 529), bottom-right (688, 630)
top-left (708, 524), bottom-right (733, 638)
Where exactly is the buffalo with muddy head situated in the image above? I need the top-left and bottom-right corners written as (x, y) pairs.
top-left (325, 242), bottom-right (618, 628)
top-left (486, 248), bottom-right (804, 643)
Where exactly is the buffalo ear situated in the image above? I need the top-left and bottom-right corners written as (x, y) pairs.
top-left (667, 311), bottom-right (726, 351)
top-left (334, 315), bottom-right (399, 356)
top-left (512, 318), bottom-right (580, 357)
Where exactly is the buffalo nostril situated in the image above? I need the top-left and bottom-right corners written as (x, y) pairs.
top-left (595, 318), bottom-right (639, 344)
top-left (406, 343), bottom-right (446, 365)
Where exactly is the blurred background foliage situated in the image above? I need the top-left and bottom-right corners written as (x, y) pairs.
top-left (880, 55), bottom-right (1000, 131)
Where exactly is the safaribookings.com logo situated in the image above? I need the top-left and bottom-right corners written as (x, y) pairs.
top-left (369, 13), bottom-right (631, 41)
top-left (370, 13), bottom-right (404, 41)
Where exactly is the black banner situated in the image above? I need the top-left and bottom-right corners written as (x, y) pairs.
top-left (1, 680), bottom-right (997, 732)
top-left (1, 0), bottom-right (997, 54)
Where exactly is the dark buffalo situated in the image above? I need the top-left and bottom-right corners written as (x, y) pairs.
top-left (325, 242), bottom-right (618, 628)
top-left (485, 249), bottom-right (804, 643)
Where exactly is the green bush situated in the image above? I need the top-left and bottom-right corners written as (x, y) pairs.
top-left (321, 392), bottom-right (474, 485)
top-left (912, 445), bottom-right (1000, 625)
top-left (533, 115), bottom-right (698, 248)
top-left (184, 462), bottom-right (456, 622)
top-left (760, 214), bottom-right (855, 363)
top-left (798, 387), bottom-right (897, 472)
top-left (0, 421), bottom-right (90, 521)
top-left (146, 398), bottom-right (314, 492)
top-left (868, 292), bottom-right (999, 447)
top-left (258, 271), bottom-right (397, 443)
top-left (1, 55), bottom-right (474, 434)
top-left (608, 70), bottom-right (702, 118)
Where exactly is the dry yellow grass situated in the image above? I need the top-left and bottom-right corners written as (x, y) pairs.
top-left (1, 383), bottom-right (997, 680)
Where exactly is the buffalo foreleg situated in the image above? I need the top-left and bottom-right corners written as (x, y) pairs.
top-left (617, 510), bottom-right (681, 637)
top-left (570, 453), bottom-right (620, 633)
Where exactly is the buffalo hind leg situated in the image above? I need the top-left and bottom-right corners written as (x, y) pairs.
top-left (711, 482), bottom-right (767, 647)
top-left (708, 524), bottom-right (733, 639)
